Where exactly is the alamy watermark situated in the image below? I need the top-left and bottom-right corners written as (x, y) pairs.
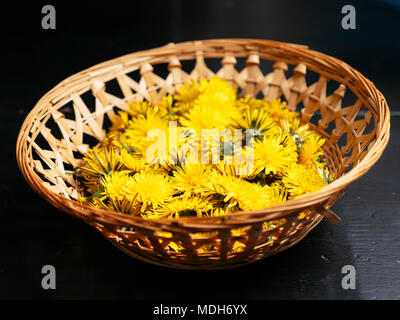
top-left (341, 264), bottom-right (356, 290)
top-left (341, 5), bottom-right (356, 30)
top-left (41, 265), bottom-right (56, 290)
top-left (41, 5), bottom-right (56, 30)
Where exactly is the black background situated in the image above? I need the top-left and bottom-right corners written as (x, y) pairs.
top-left (1, 0), bottom-right (399, 299)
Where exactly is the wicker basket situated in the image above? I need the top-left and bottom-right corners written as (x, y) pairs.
top-left (16, 39), bottom-right (390, 270)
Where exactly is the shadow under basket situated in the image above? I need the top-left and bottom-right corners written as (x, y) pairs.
top-left (16, 39), bottom-right (390, 270)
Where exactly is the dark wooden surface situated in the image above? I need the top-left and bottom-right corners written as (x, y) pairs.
top-left (1, 0), bottom-right (399, 299)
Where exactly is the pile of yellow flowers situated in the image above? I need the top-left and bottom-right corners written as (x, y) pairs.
top-left (77, 77), bottom-right (334, 223)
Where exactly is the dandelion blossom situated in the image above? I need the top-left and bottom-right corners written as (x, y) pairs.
top-left (124, 172), bottom-right (176, 212)
top-left (264, 98), bottom-right (298, 122)
top-left (203, 174), bottom-right (271, 211)
top-left (298, 134), bottom-right (326, 168)
top-left (102, 171), bottom-right (131, 201)
top-left (253, 134), bottom-right (298, 175)
top-left (180, 93), bottom-right (239, 131)
top-left (282, 163), bottom-right (328, 199)
top-left (174, 79), bottom-right (202, 112)
top-left (148, 196), bottom-right (214, 219)
top-left (120, 148), bottom-right (146, 172)
top-left (172, 164), bottom-right (213, 195)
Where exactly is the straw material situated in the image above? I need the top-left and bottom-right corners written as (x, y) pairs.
top-left (16, 39), bottom-right (390, 269)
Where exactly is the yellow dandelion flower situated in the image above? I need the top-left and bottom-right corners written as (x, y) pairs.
top-left (101, 173), bottom-right (127, 199)
top-left (203, 174), bottom-right (271, 211)
top-left (197, 129), bottom-right (223, 165)
top-left (109, 111), bottom-right (130, 133)
top-left (157, 94), bottom-right (178, 120)
top-left (264, 98), bottom-right (298, 122)
top-left (180, 93), bottom-right (240, 131)
top-left (127, 100), bottom-right (153, 117)
top-left (140, 126), bottom-right (199, 169)
top-left (174, 79), bottom-right (202, 111)
top-left (97, 171), bottom-right (141, 215)
top-left (80, 146), bottom-right (123, 178)
top-left (147, 196), bottom-right (214, 219)
top-left (282, 163), bottom-right (328, 199)
top-left (235, 95), bottom-right (268, 112)
top-left (198, 76), bottom-right (237, 104)
top-left (253, 134), bottom-right (298, 175)
top-left (179, 78), bottom-right (238, 130)
top-left (238, 184), bottom-right (275, 211)
top-left (122, 109), bottom-right (169, 149)
top-left (198, 130), bottom-right (247, 166)
top-left (129, 109), bottom-right (169, 137)
top-left (141, 162), bottom-right (170, 175)
top-left (101, 133), bottom-right (124, 149)
top-left (101, 171), bottom-right (131, 201)
top-left (233, 103), bottom-right (275, 139)
top-left (135, 130), bottom-right (169, 166)
top-left (279, 118), bottom-right (311, 149)
top-left (158, 94), bottom-right (173, 110)
top-left (216, 148), bottom-right (258, 179)
top-left (123, 172), bottom-right (176, 211)
top-left (119, 132), bottom-right (139, 151)
top-left (298, 134), bottom-right (326, 168)
top-left (267, 185), bottom-right (289, 206)
top-left (165, 127), bottom-right (200, 168)
top-left (120, 148), bottom-right (146, 172)
top-left (172, 163), bottom-right (213, 194)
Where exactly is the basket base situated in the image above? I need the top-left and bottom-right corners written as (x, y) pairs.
top-left (104, 215), bottom-right (324, 270)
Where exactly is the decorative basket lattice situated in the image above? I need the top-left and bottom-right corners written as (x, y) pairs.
top-left (16, 39), bottom-right (390, 269)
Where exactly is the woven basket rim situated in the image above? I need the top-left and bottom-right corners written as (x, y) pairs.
top-left (16, 38), bottom-right (391, 227)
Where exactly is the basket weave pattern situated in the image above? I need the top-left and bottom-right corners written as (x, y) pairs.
top-left (16, 39), bottom-right (390, 269)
